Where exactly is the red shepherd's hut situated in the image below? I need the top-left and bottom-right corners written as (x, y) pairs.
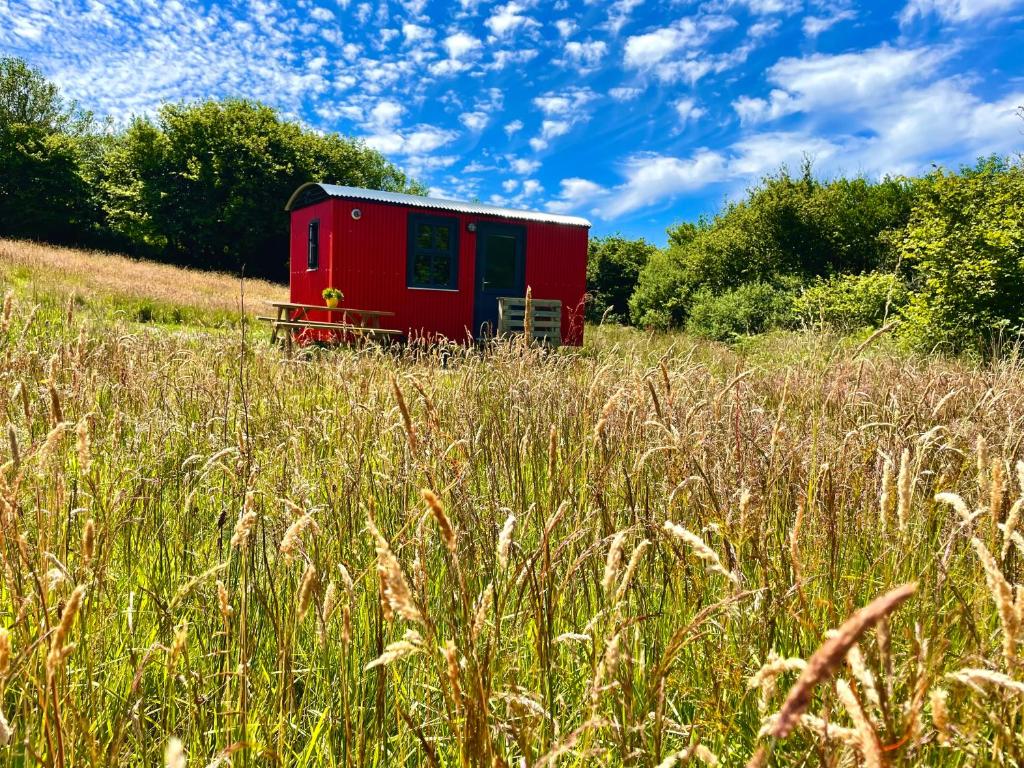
top-left (284, 183), bottom-right (591, 345)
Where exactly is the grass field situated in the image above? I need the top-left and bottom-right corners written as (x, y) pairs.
top-left (1, 239), bottom-right (1023, 767)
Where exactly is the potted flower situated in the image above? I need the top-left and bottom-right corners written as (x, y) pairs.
top-left (322, 287), bottom-right (344, 308)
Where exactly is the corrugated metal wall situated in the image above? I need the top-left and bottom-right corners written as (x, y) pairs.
top-left (289, 198), bottom-right (588, 345)
top-left (289, 199), bottom-right (334, 328)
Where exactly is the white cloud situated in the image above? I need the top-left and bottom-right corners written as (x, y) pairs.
top-left (522, 179), bottom-right (543, 195)
top-left (541, 119), bottom-right (572, 139)
top-left (554, 18), bottom-right (577, 37)
top-left (533, 87), bottom-right (597, 115)
top-left (561, 39), bottom-right (608, 72)
top-left (502, 178), bottom-right (519, 192)
top-left (802, 9), bottom-right (857, 36)
top-left (402, 22), bottom-right (433, 44)
top-left (609, 86), bottom-right (643, 100)
top-left (403, 154), bottom-right (460, 176)
top-left (364, 125), bottom-right (458, 155)
top-left (900, 0), bottom-right (1024, 23)
top-left (443, 30), bottom-right (482, 58)
top-left (485, 2), bottom-right (540, 37)
top-left (504, 119), bottom-right (525, 136)
top-left (675, 97), bottom-right (706, 125)
top-left (733, 90), bottom-right (796, 123)
top-left (460, 111), bottom-right (489, 131)
top-left (623, 16), bottom-right (739, 81)
top-left (624, 26), bottom-right (691, 68)
top-left (602, 0), bottom-right (645, 35)
top-left (310, 7), bottom-right (335, 21)
top-left (716, 0), bottom-right (802, 12)
top-left (399, 0), bottom-right (430, 16)
top-left (602, 150), bottom-right (728, 217)
top-left (726, 132), bottom-right (839, 178)
top-left (547, 177), bottom-right (608, 213)
top-left (430, 30), bottom-right (483, 74)
top-left (749, 19), bottom-right (781, 37)
top-left (509, 156), bottom-right (541, 174)
top-left (733, 45), bottom-right (953, 124)
top-left (488, 48), bottom-right (540, 70)
top-left (527, 89), bottom-right (595, 151)
top-left (403, 128), bottom-right (457, 153)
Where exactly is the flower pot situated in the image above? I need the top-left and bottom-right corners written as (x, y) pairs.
top-left (325, 297), bottom-right (340, 308)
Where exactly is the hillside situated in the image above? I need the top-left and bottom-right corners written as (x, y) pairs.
top-left (0, 238), bottom-right (287, 325)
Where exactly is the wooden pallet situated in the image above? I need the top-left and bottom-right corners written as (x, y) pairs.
top-left (497, 297), bottom-right (562, 345)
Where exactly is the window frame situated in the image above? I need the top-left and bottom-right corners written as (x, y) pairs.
top-left (307, 219), bottom-right (320, 271)
top-left (406, 213), bottom-right (459, 290)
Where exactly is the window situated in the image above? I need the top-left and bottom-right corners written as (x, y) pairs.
top-left (407, 214), bottom-right (458, 289)
top-left (307, 220), bottom-right (319, 270)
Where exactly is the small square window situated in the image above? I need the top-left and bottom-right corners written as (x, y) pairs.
top-left (407, 214), bottom-right (458, 289)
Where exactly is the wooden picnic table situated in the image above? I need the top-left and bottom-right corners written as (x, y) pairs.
top-left (258, 301), bottom-right (400, 350)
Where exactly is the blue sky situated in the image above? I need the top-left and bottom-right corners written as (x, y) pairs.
top-left (2, 0), bottom-right (1023, 244)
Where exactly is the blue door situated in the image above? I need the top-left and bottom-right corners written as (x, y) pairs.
top-left (473, 223), bottom-right (525, 338)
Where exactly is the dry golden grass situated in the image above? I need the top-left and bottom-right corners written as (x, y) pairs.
top-left (0, 238), bottom-right (287, 316)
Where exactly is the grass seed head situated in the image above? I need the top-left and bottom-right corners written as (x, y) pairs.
top-left (836, 678), bottom-right (882, 768)
top-left (930, 687), bottom-right (951, 745)
top-left (990, 459), bottom-right (1005, 528)
top-left (443, 639), bottom-right (462, 706)
top-left (947, 667), bottom-right (1024, 695)
top-left (6, 424), bottom-right (18, 469)
top-left (497, 512), bottom-right (515, 571)
top-left (280, 512), bottom-right (318, 562)
top-left (367, 515), bottom-right (422, 624)
top-left (164, 737), bottom-right (186, 768)
top-left (971, 537), bottom-right (1018, 666)
top-left (81, 517), bottom-right (95, 563)
top-left (297, 564), bottom-right (318, 620)
top-left (897, 447), bottom-right (913, 532)
top-left (767, 582), bottom-right (917, 740)
top-left (47, 584), bottom-right (86, 682)
top-left (602, 530), bottom-right (627, 596)
top-left (231, 492), bottom-right (258, 550)
top-left (168, 619), bottom-right (188, 672)
top-left (935, 492), bottom-right (973, 524)
top-left (663, 520), bottom-right (738, 586)
top-left (216, 580), bottom-right (233, 620)
top-left (0, 628), bottom-right (10, 677)
top-left (76, 415), bottom-right (91, 473)
top-left (615, 539), bottom-right (651, 603)
top-left (421, 488), bottom-right (456, 552)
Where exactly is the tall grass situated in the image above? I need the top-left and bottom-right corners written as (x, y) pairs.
top-left (1, 264), bottom-right (1023, 766)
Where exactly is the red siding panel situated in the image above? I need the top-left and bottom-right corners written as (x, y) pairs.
top-left (289, 198), bottom-right (589, 345)
top-left (288, 200), bottom-right (336, 334)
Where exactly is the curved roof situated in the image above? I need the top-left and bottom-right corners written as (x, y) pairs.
top-left (284, 182), bottom-right (591, 228)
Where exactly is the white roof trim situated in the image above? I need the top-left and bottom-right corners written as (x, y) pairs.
top-left (284, 183), bottom-right (591, 228)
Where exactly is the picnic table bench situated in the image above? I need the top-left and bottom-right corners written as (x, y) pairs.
top-left (258, 301), bottom-right (401, 351)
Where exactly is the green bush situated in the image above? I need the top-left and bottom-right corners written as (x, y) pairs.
top-left (629, 166), bottom-right (916, 329)
top-left (898, 158), bottom-right (1024, 355)
top-left (685, 281), bottom-right (796, 341)
top-left (586, 235), bottom-right (657, 323)
top-left (793, 271), bottom-right (908, 332)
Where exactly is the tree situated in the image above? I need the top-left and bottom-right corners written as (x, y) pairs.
top-left (898, 158), bottom-right (1024, 354)
top-left (0, 57), bottom-right (100, 243)
top-left (585, 235), bottom-right (657, 323)
top-left (99, 99), bottom-right (422, 280)
top-left (629, 167), bottom-right (916, 329)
